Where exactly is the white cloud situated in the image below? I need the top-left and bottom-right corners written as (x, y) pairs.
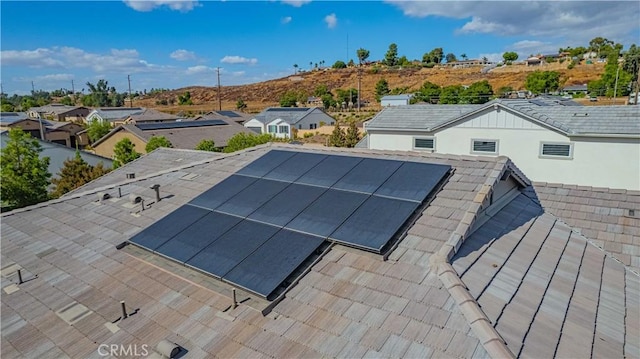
top-left (281, 16), bottom-right (292, 24)
top-left (185, 65), bottom-right (215, 75)
top-left (123, 0), bottom-right (199, 12)
top-left (281, 0), bottom-right (311, 7)
top-left (232, 71), bottom-right (246, 77)
top-left (477, 53), bottom-right (503, 63)
top-left (36, 73), bottom-right (74, 81)
top-left (386, 1), bottom-right (639, 46)
top-left (170, 49), bottom-right (197, 61)
top-left (220, 55), bottom-right (258, 65)
top-left (324, 13), bottom-right (337, 29)
top-left (1, 48), bottom-right (64, 68)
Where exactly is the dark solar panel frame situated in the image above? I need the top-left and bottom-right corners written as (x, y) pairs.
top-left (185, 221), bottom-right (280, 279)
top-left (235, 150), bottom-right (297, 178)
top-left (154, 212), bottom-right (242, 263)
top-left (374, 162), bottom-right (451, 202)
top-left (329, 196), bottom-right (420, 253)
top-left (215, 179), bottom-right (290, 218)
top-left (262, 152), bottom-right (327, 182)
top-left (295, 155), bottom-right (363, 188)
top-left (216, 110), bottom-right (241, 118)
top-left (189, 174), bottom-right (258, 210)
top-left (332, 158), bottom-right (403, 194)
top-left (128, 205), bottom-right (210, 251)
top-left (135, 119), bottom-right (227, 131)
top-left (223, 229), bottom-right (326, 298)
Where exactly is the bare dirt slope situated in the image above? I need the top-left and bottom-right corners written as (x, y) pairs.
top-left (136, 62), bottom-right (605, 113)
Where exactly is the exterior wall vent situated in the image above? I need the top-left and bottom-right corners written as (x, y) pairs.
top-left (126, 173), bottom-right (136, 179)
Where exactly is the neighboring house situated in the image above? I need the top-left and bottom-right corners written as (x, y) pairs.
top-left (243, 107), bottom-right (335, 138)
top-left (120, 108), bottom-right (179, 125)
top-left (380, 94), bottom-right (413, 107)
top-left (0, 130), bottom-right (112, 180)
top-left (562, 84), bottom-right (589, 94)
top-left (363, 99), bottom-right (640, 190)
top-left (306, 96), bottom-right (323, 107)
top-left (202, 110), bottom-right (253, 125)
top-left (526, 56), bottom-right (542, 66)
top-left (92, 118), bottom-right (254, 158)
top-left (85, 107), bottom-right (146, 124)
top-left (27, 104), bottom-right (91, 122)
top-left (0, 112), bottom-right (85, 148)
top-left (1, 144), bottom-right (637, 358)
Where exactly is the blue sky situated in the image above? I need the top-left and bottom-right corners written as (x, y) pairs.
top-left (1, 1), bottom-right (638, 95)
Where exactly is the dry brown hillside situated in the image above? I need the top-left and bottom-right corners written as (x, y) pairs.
top-left (136, 62), bottom-right (605, 114)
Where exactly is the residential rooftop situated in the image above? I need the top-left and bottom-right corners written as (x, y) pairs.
top-left (1, 144), bottom-right (638, 358)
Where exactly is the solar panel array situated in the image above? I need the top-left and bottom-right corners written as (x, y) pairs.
top-left (215, 110), bottom-right (242, 118)
top-left (129, 150), bottom-right (450, 299)
top-left (135, 119), bottom-right (227, 131)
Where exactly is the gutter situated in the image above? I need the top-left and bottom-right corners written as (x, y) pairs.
top-left (569, 133), bottom-right (640, 139)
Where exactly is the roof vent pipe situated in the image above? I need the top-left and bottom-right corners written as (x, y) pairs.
top-left (150, 184), bottom-right (161, 203)
top-left (155, 340), bottom-right (181, 358)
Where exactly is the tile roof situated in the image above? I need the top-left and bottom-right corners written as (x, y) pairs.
top-left (533, 182), bottom-right (640, 272)
top-left (1, 144), bottom-right (637, 358)
top-left (366, 99), bottom-right (640, 136)
top-left (251, 107), bottom-right (324, 125)
top-left (29, 104), bottom-right (87, 116)
top-left (453, 193), bottom-right (639, 358)
top-left (0, 112), bottom-right (30, 125)
top-left (127, 108), bottom-right (178, 122)
top-left (91, 108), bottom-right (145, 121)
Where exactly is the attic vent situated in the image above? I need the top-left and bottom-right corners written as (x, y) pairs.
top-left (573, 113), bottom-right (589, 117)
top-left (540, 142), bottom-right (573, 158)
top-left (126, 173), bottom-right (135, 179)
top-left (413, 137), bottom-right (435, 150)
top-left (471, 139), bottom-right (498, 154)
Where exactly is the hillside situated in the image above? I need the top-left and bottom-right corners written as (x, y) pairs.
top-left (135, 62), bottom-right (606, 113)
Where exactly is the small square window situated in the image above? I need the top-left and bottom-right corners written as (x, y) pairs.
top-left (279, 125), bottom-right (289, 134)
top-left (267, 125), bottom-right (277, 133)
top-left (471, 139), bottom-right (498, 154)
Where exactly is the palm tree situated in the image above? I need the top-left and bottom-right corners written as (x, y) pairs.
top-left (293, 64), bottom-right (298, 74)
top-left (461, 53), bottom-right (468, 61)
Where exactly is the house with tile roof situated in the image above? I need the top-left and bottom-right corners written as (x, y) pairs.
top-left (380, 94), bottom-right (413, 107)
top-left (1, 144), bottom-right (638, 358)
top-left (243, 107), bottom-right (335, 138)
top-left (27, 104), bottom-right (91, 123)
top-left (0, 112), bottom-right (87, 148)
top-left (203, 110), bottom-right (253, 125)
top-left (363, 99), bottom-right (640, 190)
top-left (91, 118), bottom-right (255, 158)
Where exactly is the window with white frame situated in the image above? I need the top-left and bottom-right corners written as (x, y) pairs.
top-left (278, 125), bottom-right (289, 134)
top-left (540, 142), bottom-right (573, 159)
top-left (267, 125), bottom-right (277, 133)
top-left (413, 137), bottom-right (435, 150)
top-left (471, 139), bottom-right (499, 154)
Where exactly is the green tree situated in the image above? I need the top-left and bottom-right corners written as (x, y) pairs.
top-left (344, 121), bottom-right (360, 148)
top-left (195, 139), bottom-right (219, 152)
top-left (335, 88), bottom-right (358, 107)
top-left (412, 81), bottom-right (441, 104)
top-left (593, 48), bottom-right (632, 97)
top-left (497, 86), bottom-right (514, 98)
top-left (502, 51), bottom-right (518, 64)
top-left (423, 48), bottom-right (444, 64)
top-left (1, 103), bottom-right (15, 112)
top-left (321, 93), bottom-right (336, 109)
top-left (623, 44), bottom-right (640, 96)
top-left (589, 37), bottom-right (615, 58)
top-left (178, 91), bottom-right (192, 105)
top-left (525, 71), bottom-right (561, 94)
top-left (445, 53), bottom-right (457, 63)
top-left (236, 99), bottom-right (247, 111)
top-left (293, 64), bottom-right (298, 74)
top-left (461, 80), bottom-right (494, 104)
top-left (223, 132), bottom-right (272, 153)
top-left (384, 43), bottom-right (398, 66)
top-left (375, 78), bottom-right (390, 101)
top-left (112, 138), bottom-right (140, 168)
top-left (0, 128), bottom-right (51, 209)
top-left (280, 90), bottom-right (300, 107)
top-left (85, 79), bottom-right (110, 107)
top-left (50, 151), bottom-right (110, 198)
top-left (440, 85), bottom-right (464, 104)
top-left (356, 48), bottom-right (370, 64)
top-left (332, 60), bottom-right (347, 69)
top-left (328, 122), bottom-right (346, 147)
top-left (461, 53), bottom-right (468, 61)
top-left (145, 136), bottom-right (173, 153)
top-left (87, 120), bottom-right (112, 143)
top-left (314, 84), bottom-right (331, 97)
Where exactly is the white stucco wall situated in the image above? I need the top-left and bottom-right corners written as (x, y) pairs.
top-left (381, 99), bottom-right (409, 107)
top-left (243, 118), bottom-right (265, 134)
top-left (368, 108), bottom-right (640, 190)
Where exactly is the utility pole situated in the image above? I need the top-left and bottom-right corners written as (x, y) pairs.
top-left (216, 67), bottom-right (222, 111)
top-left (71, 80), bottom-right (75, 105)
top-left (357, 65), bottom-right (362, 112)
top-left (31, 81), bottom-right (35, 94)
top-left (612, 65), bottom-right (620, 105)
top-left (127, 75), bottom-right (133, 107)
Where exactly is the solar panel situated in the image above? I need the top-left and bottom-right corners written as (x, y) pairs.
top-left (235, 150), bottom-right (296, 178)
top-left (128, 205), bottom-right (210, 250)
top-left (186, 220), bottom-right (280, 278)
top-left (154, 212), bottom-right (242, 262)
top-left (333, 158), bottom-right (403, 194)
top-left (330, 196), bottom-right (420, 253)
top-left (189, 175), bottom-right (257, 210)
top-left (263, 152), bottom-right (327, 182)
top-left (215, 179), bottom-right (290, 218)
top-left (216, 110), bottom-right (241, 118)
top-left (223, 229), bottom-right (325, 298)
top-left (374, 162), bottom-right (451, 202)
top-left (247, 183), bottom-right (327, 226)
top-left (286, 189), bottom-right (368, 237)
top-left (135, 119), bottom-right (227, 131)
top-left (295, 155), bottom-right (362, 187)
